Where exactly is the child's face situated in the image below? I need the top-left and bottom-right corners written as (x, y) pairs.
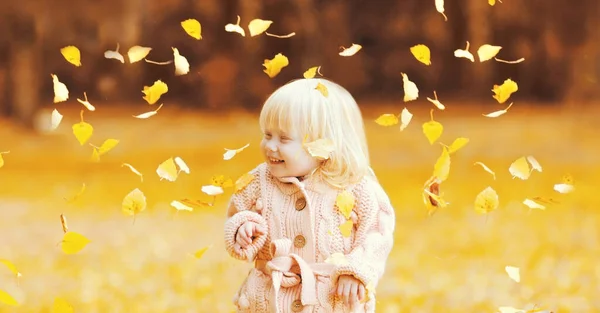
top-left (260, 128), bottom-right (319, 179)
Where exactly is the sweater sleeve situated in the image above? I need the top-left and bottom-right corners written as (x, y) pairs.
top-left (331, 179), bottom-right (396, 288)
top-left (223, 166), bottom-right (268, 262)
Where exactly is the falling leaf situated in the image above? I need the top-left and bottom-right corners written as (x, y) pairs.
top-left (171, 200), bottom-right (193, 212)
top-left (234, 173), bottom-right (255, 193)
top-left (95, 139), bottom-right (119, 155)
top-left (0, 151), bottom-right (8, 169)
top-left (400, 108), bottom-right (413, 131)
top-left (265, 32), bottom-right (296, 38)
top-left (61, 231), bottom-right (91, 254)
top-left (211, 175), bottom-right (234, 188)
top-left (303, 66), bottom-right (322, 79)
top-left (0, 289), bottom-right (18, 306)
top-left (433, 146), bottom-right (451, 182)
top-left (401, 72), bottom-right (419, 102)
top-left (181, 18), bottom-right (202, 40)
top-left (523, 199), bottom-right (546, 210)
top-left (52, 297), bottom-right (74, 313)
top-left (410, 44), bottom-right (432, 65)
top-left (142, 80), bottom-right (169, 105)
top-left (454, 41), bottom-right (475, 62)
top-left (127, 46), bottom-right (152, 63)
top-left (303, 138), bottom-right (335, 160)
top-left (59, 214), bottom-right (69, 233)
top-left (51, 74), bottom-right (69, 103)
top-left (225, 15), bottom-right (246, 36)
top-left (375, 114), bottom-right (399, 126)
top-left (474, 186), bottom-right (499, 214)
top-left (505, 266), bottom-right (521, 282)
top-left (173, 47), bottom-right (190, 76)
top-left (144, 59), bottom-right (173, 65)
top-left (263, 53), bottom-right (289, 78)
top-left (104, 43), bottom-right (125, 63)
top-left (179, 198), bottom-right (213, 209)
top-left (174, 156), bottom-right (190, 174)
top-left (532, 196), bottom-right (560, 205)
top-left (435, 0), bottom-right (448, 21)
top-left (194, 246), bottom-right (212, 259)
top-left (495, 57), bottom-right (525, 64)
top-left (0, 259), bottom-right (21, 277)
top-left (446, 137), bottom-right (469, 154)
top-left (156, 157), bottom-right (179, 181)
top-left (64, 185), bottom-right (85, 204)
top-left (509, 156), bottom-right (531, 180)
top-left (483, 102), bottom-right (513, 117)
top-left (427, 91), bottom-right (446, 110)
top-left (76, 92), bottom-right (96, 111)
top-left (526, 156), bottom-right (542, 172)
top-left (248, 19), bottom-right (273, 37)
top-left (315, 83), bottom-right (329, 97)
top-left (474, 162), bottom-right (496, 180)
top-left (492, 79), bottom-right (518, 104)
top-left (422, 109), bottom-right (444, 145)
top-left (324, 253), bottom-right (349, 266)
top-left (122, 163), bottom-right (144, 182)
top-left (202, 185), bottom-right (224, 196)
top-left (339, 44), bottom-right (362, 56)
top-left (339, 219), bottom-right (353, 237)
top-left (336, 190), bottom-right (355, 219)
top-left (60, 46), bottom-right (82, 67)
top-left (51, 109), bottom-right (63, 131)
top-left (478, 44), bottom-right (502, 62)
top-left (122, 188), bottom-right (147, 216)
top-left (223, 143), bottom-right (250, 160)
top-left (554, 183), bottom-right (574, 194)
top-left (133, 103), bottom-right (164, 119)
top-left (72, 110), bottom-right (93, 146)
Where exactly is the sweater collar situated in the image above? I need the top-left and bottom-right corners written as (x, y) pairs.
top-left (268, 167), bottom-right (327, 195)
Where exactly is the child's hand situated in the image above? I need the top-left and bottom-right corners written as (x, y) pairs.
top-left (335, 275), bottom-right (366, 307)
top-left (236, 221), bottom-right (266, 248)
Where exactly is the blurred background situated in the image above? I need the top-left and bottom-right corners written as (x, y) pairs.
top-left (0, 0), bottom-right (599, 312)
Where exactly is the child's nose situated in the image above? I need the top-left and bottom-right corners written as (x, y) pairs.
top-left (266, 142), bottom-right (278, 151)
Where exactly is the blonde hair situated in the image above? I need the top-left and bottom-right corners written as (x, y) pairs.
top-left (259, 78), bottom-right (373, 189)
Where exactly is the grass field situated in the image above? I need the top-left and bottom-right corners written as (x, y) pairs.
top-left (0, 102), bottom-right (598, 312)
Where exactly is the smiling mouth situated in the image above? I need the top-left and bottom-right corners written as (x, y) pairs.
top-left (268, 157), bottom-right (284, 164)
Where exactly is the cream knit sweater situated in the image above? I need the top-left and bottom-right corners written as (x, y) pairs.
top-left (224, 163), bottom-right (395, 312)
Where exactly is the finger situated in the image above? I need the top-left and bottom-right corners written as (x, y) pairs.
top-left (349, 282), bottom-right (358, 306)
top-left (254, 224), bottom-right (266, 235)
top-left (342, 281), bottom-right (351, 306)
top-left (358, 284), bottom-right (366, 302)
top-left (336, 281), bottom-right (344, 298)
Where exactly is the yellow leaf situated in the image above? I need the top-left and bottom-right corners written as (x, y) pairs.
top-left (223, 143), bottom-right (250, 160)
top-left (375, 114), bottom-right (399, 126)
top-left (303, 66), bottom-right (322, 79)
top-left (426, 91), bottom-right (446, 110)
top-left (0, 259), bottom-right (21, 277)
top-left (474, 161), bottom-right (496, 180)
top-left (234, 173), bottom-right (255, 193)
top-left (400, 108), bottom-right (413, 131)
top-left (174, 156), bottom-right (190, 174)
top-left (324, 253), bottom-right (350, 266)
top-left (401, 72), bottom-right (419, 102)
top-left (225, 15), bottom-right (246, 37)
top-left (266, 32), bottom-right (296, 38)
top-left (474, 186), bottom-right (499, 214)
top-left (193, 246), bottom-right (212, 259)
top-left (523, 198), bottom-right (546, 210)
top-left (201, 185), bottom-right (224, 196)
top-left (526, 155), bottom-right (542, 172)
top-left (90, 148), bottom-right (100, 163)
top-left (133, 103), bottom-right (164, 119)
top-left (52, 297), bottom-right (74, 313)
top-left (505, 266), bottom-right (520, 283)
top-left (433, 146), bottom-right (451, 182)
top-left (477, 44), bottom-right (502, 62)
top-left (51, 109), bottom-right (63, 131)
top-left (171, 200), bottom-right (193, 212)
top-left (142, 80), bottom-right (169, 105)
top-left (156, 157), bottom-right (179, 181)
top-left (127, 46), bottom-right (152, 63)
top-left (495, 57), bottom-right (525, 64)
top-left (95, 139), bottom-right (119, 155)
top-left (422, 109), bottom-right (443, 145)
top-left (104, 43), bottom-right (125, 63)
top-left (410, 44), bottom-right (432, 66)
top-left (64, 184), bottom-right (86, 204)
top-left (60, 46), bottom-right (82, 67)
top-left (446, 137), bottom-right (469, 154)
top-left (211, 175), bottom-right (234, 188)
top-left (492, 79), bottom-right (518, 104)
top-left (0, 289), bottom-right (18, 306)
top-left (179, 198), bottom-right (213, 209)
top-left (483, 102), bottom-right (513, 117)
top-left (181, 18), bottom-right (202, 40)
top-left (122, 188), bottom-right (147, 216)
top-left (339, 220), bottom-right (353, 237)
top-left (454, 41), bottom-right (475, 62)
top-left (248, 19), bottom-right (273, 37)
top-left (435, 0), bottom-right (448, 21)
top-left (303, 138), bottom-right (335, 160)
top-left (51, 74), bottom-right (69, 103)
top-left (554, 183), bottom-right (574, 194)
top-left (263, 53), bottom-right (289, 78)
top-left (0, 151), bottom-right (8, 169)
top-left (315, 82), bottom-right (329, 97)
top-left (339, 43), bottom-right (362, 57)
top-left (336, 190), bottom-right (355, 219)
top-left (76, 92), bottom-right (96, 111)
top-left (122, 163), bottom-right (144, 182)
top-left (72, 110), bottom-right (93, 146)
top-left (509, 156), bottom-right (530, 180)
top-left (173, 47), bottom-right (190, 76)
top-left (61, 231), bottom-right (91, 254)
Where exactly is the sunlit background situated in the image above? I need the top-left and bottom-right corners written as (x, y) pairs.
top-left (0, 0), bottom-right (599, 312)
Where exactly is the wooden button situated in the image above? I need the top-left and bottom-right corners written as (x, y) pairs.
top-left (291, 299), bottom-right (303, 312)
top-left (294, 235), bottom-right (306, 248)
top-left (295, 198), bottom-right (306, 211)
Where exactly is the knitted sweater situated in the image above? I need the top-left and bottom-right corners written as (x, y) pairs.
top-left (224, 163), bottom-right (396, 313)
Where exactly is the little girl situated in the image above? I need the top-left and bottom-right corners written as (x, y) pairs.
top-left (223, 78), bottom-right (396, 312)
